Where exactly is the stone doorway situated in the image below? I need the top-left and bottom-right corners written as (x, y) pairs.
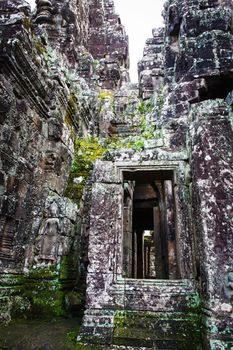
top-left (79, 160), bottom-right (200, 347)
top-left (123, 170), bottom-right (180, 280)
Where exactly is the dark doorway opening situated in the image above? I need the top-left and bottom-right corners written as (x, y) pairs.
top-left (123, 170), bottom-right (180, 280)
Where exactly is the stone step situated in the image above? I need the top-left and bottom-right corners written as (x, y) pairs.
top-left (107, 280), bottom-right (199, 313)
top-left (78, 309), bottom-right (115, 345)
top-left (113, 311), bottom-right (202, 349)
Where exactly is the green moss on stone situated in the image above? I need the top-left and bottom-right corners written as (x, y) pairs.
top-left (16, 267), bottom-right (67, 318)
top-left (98, 91), bottom-right (114, 100)
top-left (65, 137), bottom-right (106, 205)
top-left (65, 94), bottom-right (79, 129)
top-left (113, 310), bottom-right (202, 349)
top-left (1, 268), bottom-right (85, 337)
top-left (22, 17), bottom-right (33, 32)
top-left (34, 40), bottom-right (47, 55)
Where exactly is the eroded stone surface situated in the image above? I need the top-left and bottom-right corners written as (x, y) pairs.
top-left (80, 0), bottom-right (233, 348)
top-left (0, 0), bottom-right (129, 323)
top-left (0, 0), bottom-right (232, 349)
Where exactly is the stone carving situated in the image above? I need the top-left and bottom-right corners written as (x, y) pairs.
top-left (38, 201), bottom-right (61, 262)
top-left (138, 28), bottom-right (165, 99)
top-left (223, 272), bottom-right (233, 301)
top-left (0, 218), bottom-right (14, 260)
top-left (87, 0), bottom-right (129, 89)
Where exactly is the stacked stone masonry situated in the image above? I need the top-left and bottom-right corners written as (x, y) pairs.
top-left (0, 0), bottom-right (232, 349)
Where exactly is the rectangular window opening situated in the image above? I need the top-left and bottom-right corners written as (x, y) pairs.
top-left (122, 169), bottom-right (180, 280)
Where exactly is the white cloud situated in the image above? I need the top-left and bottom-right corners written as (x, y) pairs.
top-left (27, 0), bottom-right (165, 82)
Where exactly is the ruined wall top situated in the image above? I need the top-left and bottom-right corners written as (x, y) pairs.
top-left (138, 27), bottom-right (165, 99)
top-left (33, 0), bottom-right (129, 89)
top-left (163, 0), bottom-right (233, 88)
top-left (87, 0), bottom-right (128, 64)
top-left (87, 0), bottom-right (129, 89)
top-left (34, 0), bottom-right (90, 68)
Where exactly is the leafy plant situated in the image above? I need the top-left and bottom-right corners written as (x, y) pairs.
top-left (67, 331), bottom-right (76, 344)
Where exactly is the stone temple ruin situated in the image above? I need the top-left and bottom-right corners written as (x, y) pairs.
top-left (0, 0), bottom-right (232, 349)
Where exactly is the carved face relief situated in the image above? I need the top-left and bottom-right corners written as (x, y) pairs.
top-left (49, 201), bottom-right (59, 218)
top-left (223, 272), bottom-right (233, 301)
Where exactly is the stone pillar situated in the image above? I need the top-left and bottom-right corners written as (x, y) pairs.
top-left (149, 246), bottom-right (156, 278)
top-left (79, 161), bottom-right (122, 345)
top-left (164, 180), bottom-right (178, 279)
top-left (123, 205), bottom-right (133, 277)
top-left (133, 229), bottom-right (137, 278)
top-left (155, 181), bottom-right (169, 279)
top-left (144, 245), bottom-right (149, 278)
top-left (122, 183), bottom-right (133, 277)
top-left (190, 101), bottom-right (233, 349)
top-left (137, 230), bottom-right (144, 279)
top-left (153, 206), bottom-right (164, 279)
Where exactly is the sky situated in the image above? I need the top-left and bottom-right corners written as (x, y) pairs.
top-left (28, 0), bottom-right (165, 82)
top-left (114, 0), bottom-right (165, 82)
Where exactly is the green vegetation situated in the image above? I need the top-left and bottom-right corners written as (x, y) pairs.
top-left (65, 137), bottom-right (106, 205)
top-left (98, 91), bottom-right (114, 113)
top-left (64, 93), bottom-right (79, 141)
top-left (155, 86), bottom-right (165, 120)
top-left (34, 39), bottom-right (47, 55)
top-left (71, 138), bottom-right (106, 174)
top-left (0, 318), bottom-right (82, 350)
top-left (187, 292), bottom-right (202, 312)
top-left (101, 135), bottom-right (145, 151)
top-left (22, 267), bottom-right (65, 318)
top-left (65, 89), bottom-right (166, 206)
top-left (98, 91), bottom-right (113, 100)
top-left (137, 99), bottom-right (153, 115)
top-left (22, 17), bottom-right (33, 32)
top-left (0, 269), bottom-right (64, 320)
top-left (1, 262), bottom-right (84, 320)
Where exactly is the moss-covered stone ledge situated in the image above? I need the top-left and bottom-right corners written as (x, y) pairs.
top-left (113, 310), bottom-right (202, 349)
top-left (0, 264), bottom-right (85, 323)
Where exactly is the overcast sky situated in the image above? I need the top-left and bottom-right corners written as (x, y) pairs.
top-left (28, 0), bottom-right (165, 82)
top-left (114, 0), bottom-right (165, 82)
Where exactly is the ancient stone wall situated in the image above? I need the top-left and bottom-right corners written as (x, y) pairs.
top-left (161, 1), bottom-right (233, 347)
top-left (0, 0), bottom-right (232, 349)
top-left (87, 0), bottom-right (129, 89)
top-left (190, 100), bottom-right (233, 348)
top-left (138, 28), bottom-right (164, 100)
top-left (0, 0), bottom-right (84, 322)
top-left (35, 0), bottom-right (89, 68)
top-left (0, 0), bottom-right (78, 267)
top-left (79, 0), bottom-right (233, 349)
top-left (0, 0), bottom-right (129, 323)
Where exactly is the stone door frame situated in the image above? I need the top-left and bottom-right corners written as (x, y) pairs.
top-left (80, 159), bottom-right (198, 345)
